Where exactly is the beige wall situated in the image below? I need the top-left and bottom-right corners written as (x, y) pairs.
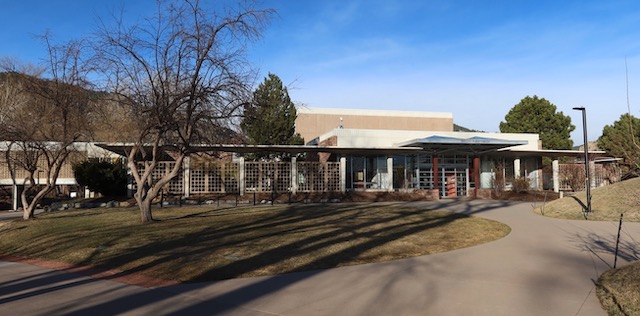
top-left (296, 108), bottom-right (454, 143)
top-left (0, 142), bottom-right (120, 186)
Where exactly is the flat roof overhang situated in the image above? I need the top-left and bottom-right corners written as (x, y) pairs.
top-left (189, 144), bottom-right (426, 155)
top-left (396, 135), bottom-right (529, 154)
top-left (497, 148), bottom-right (607, 158)
top-left (96, 140), bottom-right (608, 159)
top-left (95, 143), bottom-right (425, 157)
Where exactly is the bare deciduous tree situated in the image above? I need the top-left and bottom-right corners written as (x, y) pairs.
top-left (490, 160), bottom-right (506, 198)
top-left (0, 37), bottom-right (92, 220)
top-left (93, 0), bottom-right (273, 222)
top-left (559, 163), bottom-right (587, 192)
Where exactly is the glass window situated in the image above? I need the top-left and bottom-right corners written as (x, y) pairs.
top-left (522, 157), bottom-right (539, 189)
top-left (351, 156), bottom-right (365, 189)
top-left (393, 155), bottom-right (406, 189)
top-left (347, 155), bottom-right (392, 190)
top-left (480, 158), bottom-right (495, 189)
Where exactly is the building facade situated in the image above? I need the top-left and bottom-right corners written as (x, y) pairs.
top-left (294, 108), bottom-right (568, 198)
top-left (296, 107), bottom-right (454, 144)
top-left (1, 107), bottom-right (613, 210)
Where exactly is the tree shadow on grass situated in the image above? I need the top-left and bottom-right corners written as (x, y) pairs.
top-left (90, 201), bottom-right (508, 278)
top-left (197, 211), bottom-right (468, 281)
top-left (76, 203), bottom-right (477, 281)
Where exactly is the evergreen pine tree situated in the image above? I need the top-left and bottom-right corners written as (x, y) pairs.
top-left (241, 73), bottom-right (304, 160)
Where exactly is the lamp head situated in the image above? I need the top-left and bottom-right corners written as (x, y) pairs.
top-left (572, 107), bottom-right (585, 111)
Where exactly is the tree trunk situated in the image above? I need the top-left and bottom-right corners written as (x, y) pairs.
top-left (138, 196), bottom-right (154, 223)
top-left (21, 187), bottom-right (36, 220)
top-left (22, 205), bottom-right (35, 220)
top-left (20, 183), bottom-right (54, 220)
top-left (133, 178), bottom-right (157, 223)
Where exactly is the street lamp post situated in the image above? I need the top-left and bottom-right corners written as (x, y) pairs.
top-left (573, 107), bottom-right (591, 213)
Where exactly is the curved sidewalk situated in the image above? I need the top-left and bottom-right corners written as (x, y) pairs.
top-left (1, 200), bottom-right (639, 315)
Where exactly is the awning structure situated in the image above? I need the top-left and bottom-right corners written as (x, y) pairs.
top-left (395, 135), bottom-right (528, 154)
top-left (497, 148), bottom-right (607, 158)
top-left (188, 144), bottom-right (427, 155)
top-left (95, 143), bottom-right (424, 158)
top-left (96, 136), bottom-right (604, 158)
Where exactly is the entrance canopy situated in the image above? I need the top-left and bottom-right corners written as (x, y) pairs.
top-left (395, 135), bottom-right (528, 155)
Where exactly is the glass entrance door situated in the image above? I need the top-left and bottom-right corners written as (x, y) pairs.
top-left (438, 155), bottom-right (469, 198)
top-left (439, 168), bottom-right (467, 197)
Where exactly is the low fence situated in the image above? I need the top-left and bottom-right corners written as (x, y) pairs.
top-left (543, 163), bottom-right (622, 192)
top-left (135, 160), bottom-right (341, 195)
top-left (0, 152), bottom-right (83, 183)
top-left (190, 162), bottom-right (240, 194)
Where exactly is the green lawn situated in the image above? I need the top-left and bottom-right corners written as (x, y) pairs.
top-left (0, 203), bottom-right (510, 283)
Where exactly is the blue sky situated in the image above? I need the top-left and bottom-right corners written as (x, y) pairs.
top-left (2, 0), bottom-right (640, 144)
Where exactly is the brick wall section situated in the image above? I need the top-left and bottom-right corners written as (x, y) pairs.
top-left (296, 110), bottom-right (453, 143)
top-left (317, 136), bottom-right (337, 163)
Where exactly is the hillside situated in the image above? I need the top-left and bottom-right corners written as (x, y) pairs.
top-left (534, 177), bottom-right (640, 221)
top-left (453, 124), bottom-right (480, 132)
top-left (0, 71), bottom-right (140, 143)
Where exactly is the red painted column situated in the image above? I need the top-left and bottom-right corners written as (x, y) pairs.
top-left (473, 156), bottom-right (480, 198)
top-left (432, 155), bottom-right (439, 198)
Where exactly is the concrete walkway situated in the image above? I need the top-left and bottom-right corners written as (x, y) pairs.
top-left (1, 200), bottom-right (639, 315)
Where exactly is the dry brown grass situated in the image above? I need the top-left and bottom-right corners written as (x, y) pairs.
top-left (533, 177), bottom-right (640, 222)
top-left (597, 263), bottom-right (640, 316)
top-left (0, 203), bottom-right (509, 282)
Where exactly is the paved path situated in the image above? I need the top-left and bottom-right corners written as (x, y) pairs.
top-left (1, 200), bottom-right (639, 315)
top-left (0, 209), bottom-right (45, 221)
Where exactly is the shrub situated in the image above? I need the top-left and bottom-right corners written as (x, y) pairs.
top-left (491, 161), bottom-right (506, 197)
top-left (511, 177), bottom-right (530, 193)
top-left (560, 164), bottom-right (586, 192)
top-left (73, 160), bottom-right (128, 197)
